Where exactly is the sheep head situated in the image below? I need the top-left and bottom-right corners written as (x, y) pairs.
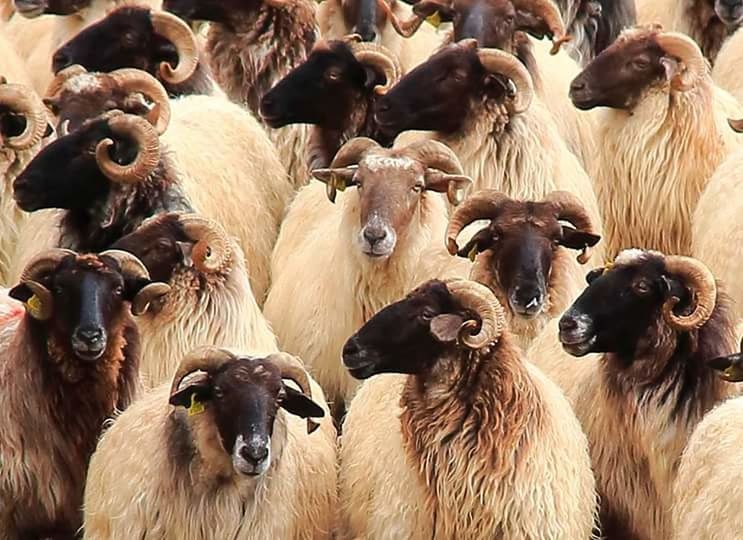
top-left (52, 7), bottom-right (198, 87)
top-left (8, 248), bottom-right (169, 368)
top-left (0, 79), bottom-right (52, 151)
top-left (569, 26), bottom-right (708, 110)
top-left (714, 0), bottom-right (743, 28)
top-left (446, 190), bottom-right (600, 318)
top-left (559, 249), bottom-right (718, 360)
top-left (311, 137), bottom-right (471, 259)
top-left (374, 40), bottom-right (534, 138)
top-left (343, 278), bottom-right (507, 378)
top-left (13, 0), bottom-right (90, 18)
top-left (168, 347), bottom-right (325, 476)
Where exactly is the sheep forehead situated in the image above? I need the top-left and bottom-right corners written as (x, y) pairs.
top-left (614, 248), bottom-right (663, 266)
top-left (64, 74), bottom-right (104, 95)
top-left (361, 153), bottom-right (420, 173)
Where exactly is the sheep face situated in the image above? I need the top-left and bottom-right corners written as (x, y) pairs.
top-left (164, 0), bottom-right (235, 23)
top-left (341, 0), bottom-right (385, 42)
top-left (569, 29), bottom-right (668, 110)
top-left (260, 42), bottom-right (376, 129)
top-left (169, 356), bottom-right (325, 476)
top-left (13, 0), bottom-right (90, 18)
top-left (713, 0), bottom-right (743, 28)
top-left (52, 7), bottom-right (179, 77)
top-left (343, 279), bottom-right (478, 378)
top-left (558, 250), bottom-right (693, 358)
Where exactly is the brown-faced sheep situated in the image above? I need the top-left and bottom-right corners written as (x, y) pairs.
top-left (83, 347), bottom-right (337, 539)
top-left (340, 278), bottom-right (597, 538)
top-left (570, 26), bottom-right (743, 258)
top-left (527, 249), bottom-right (739, 539)
top-left (0, 248), bottom-right (169, 538)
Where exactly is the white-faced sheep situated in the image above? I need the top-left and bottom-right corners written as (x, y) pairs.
top-left (375, 40), bottom-right (603, 243)
top-left (569, 26), bottom-right (743, 258)
top-left (264, 137), bottom-right (472, 417)
top-left (445, 189), bottom-right (601, 350)
top-left (83, 347), bottom-right (337, 539)
top-left (340, 278), bottom-right (597, 538)
top-left (110, 212), bottom-right (278, 388)
top-left (0, 248), bottom-right (169, 538)
top-left (527, 249), bottom-right (739, 539)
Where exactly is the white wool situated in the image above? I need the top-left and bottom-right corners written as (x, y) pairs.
top-left (63, 73), bottom-right (103, 94)
top-left (363, 154), bottom-right (417, 171)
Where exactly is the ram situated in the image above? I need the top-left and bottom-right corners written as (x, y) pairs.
top-left (14, 73), bottom-right (291, 303)
top-left (163, 0), bottom-right (318, 187)
top-left (0, 247), bottom-right (168, 538)
top-left (375, 40), bottom-right (603, 248)
top-left (527, 249), bottom-right (739, 539)
top-left (445, 189), bottom-right (601, 350)
top-left (570, 26), bottom-right (743, 258)
top-left (636, 0), bottom-right (742, 63)
top-left (83, 347), bottom-right (337, 539)
top-left (111, 212), bottom-right (278, 387)
top-left (263, 137), bottom-right (471, 417)
top-left (340, 278), bottom-right (597, 538)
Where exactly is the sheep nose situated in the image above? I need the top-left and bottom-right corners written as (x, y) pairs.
top-left (355, 26), bottom-right (376, 42)
top-left (260, 95), bottom-right (276, 116)
top-left (52, 50), bottom-right (73, 73)
top-left (75, 326), bottom-right (104, 345)
top-left (342, 337), bottom-right (361, 360)
top-left (240, 441), bottom-right (269, 464)
top-left (559, 315), bottom-right (578, 333)
top-left (570, 79), bottom-right (586, 93)
top-left (363, 226), bottom-right (387, 246)
top-left (512, 284), bottom-right (543, 314)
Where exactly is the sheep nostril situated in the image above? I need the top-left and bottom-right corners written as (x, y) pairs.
top-left (343, 338), bottom-right (360, 358)
top-left (363, 227), bottom-right (387, 246)
top-left (559, 315), bottom-right (578, 333)
top-left (241, 444), bottom-right (268, 464)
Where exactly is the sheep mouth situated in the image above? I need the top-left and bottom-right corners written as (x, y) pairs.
top-left (347, 363), bottom-right (377, 379)
top-left (259, 110), bottom-right (289, 129)
top-left (72, 343), bottom-right (106, 361)
top-left (14, 0), bottom-right (46, 17)
top-left (560, 333), bottom-right (597, 357)
top-left (569, 90), bottom-right (600, 111)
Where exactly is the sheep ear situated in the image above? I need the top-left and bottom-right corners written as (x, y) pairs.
top-left (559, 227), bottom-right (601, 251)
top-left (660, 57), bottom-right (680, 83)
top-left (413, 0), bottom-right (455, 22)
top-left (424, 170), bottom-right (472, 205)
top-left (280, 386), bottom-right (325, 432)
top-left (456, 227), bottom-right (493, 261)
top-left (430, 313), bottom-right (465, 343)
top-left (169, 383), bottom-right (213, 409)
top-left (514, 9), bottom-right (552, 40)
top-left (585, 267), bottom-right (604, 284)
top-left (8, 283), bottom-right (33, 303)
top-left (706, 353), bottom-right (743, 382)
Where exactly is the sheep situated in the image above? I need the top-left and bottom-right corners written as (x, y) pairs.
top-left (83, 346), bottom-right (337, 539)
top-left (637, 0), bottom-right (743, 63)
top-left (0, 80), bottom-right (51, 286)
top-left (527, 249), bottom-right (739, 539)
top-left (51, 6), bottom-right (214, 97)
top-left (317, 0), bottom-right (444, 71)
top-left (375, 40), bottom-right (603, 247)
top-left (163, 0), bottom-right (318, 187)
top-left (713, 24), bottom-right (743, 106)
top-left (445, 189), bottom-right (601, 350)
top-left (13, 76), bottom-right (291, 303)
top-left (340, 278), bottom-right (597, 538)
top-left (263, 137), bottom-right (472, 417)
top-left (0, 247), bottom-right (169, 538)
top-left (110, 212), bottom-right (279, 388)
top-left (569, 26), bottom-right (743, 259)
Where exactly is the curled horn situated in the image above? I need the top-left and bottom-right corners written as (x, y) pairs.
top-left (0, 83), bottom-right (49, 150)
top-left (446, 190), bottom-right (512, 255)
top-left (348, 40), bottom-right (402, 94)
top-left (512, 0), bottom-right (572, 54)
top-left (544, 190), bottom-right (598, 264)
top-left (445, 279), bottom-right (506, 348)
top-left (99, 249), bottom-right (171, 315)
top-left (404, 139), bottom-right (470, 205)
top-left (313, 137), bottom-right (380, 202)
top-left (655, 32), bottom-right (707, 91)
top-left (45, 64), bottom-right (88, 99)
top-left (150, 11), bottom-right (199, 85)
top-left (18, 248), bottom-right (77, 321)
top-left (169, 346), bottom-right (236, 399)
top-left (96, 112), bottom-right (161, 184)
top-left (110, 68), bottom-right (171, 135)
top-left (178, 213), bottom-right (232, 274)
top-left (476, 46), bottom-right (534, 114)
top-left (266, 352), bottom-right (323, 434)
top-left (379, 0), bottom-right (433, 38)
top-left (662, 256), bottom-right (717, 332)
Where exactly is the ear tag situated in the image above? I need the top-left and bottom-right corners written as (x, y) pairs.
top-left (188, 393), bottom-right (205, 416)
top-left (26, 295), bottom-right (44, 319)
top-left (332, 174), bottom-right (347, 192)
top-left (426, 10), bottom-right (442, 28)
top-left (467, 246), bottom-right (478, 262)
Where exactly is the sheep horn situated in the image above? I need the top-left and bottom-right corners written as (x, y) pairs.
top-left (0, 82), bottom-right (49, 150)
top-left (445, 190), bottom-right (512, 255)
top-left (662, 256), bottom-right (717, 332)
top-left (266, 352), bottom-right (323, 434)
top-left (150, 10), bottom-right (199, 85)
top-left (349, 41), bottom-right (402, 95)
top-left (100, 248), bottom-right (171, 315)
top-left (544, 190), bottom-right (597, 264)
top-left (178, 213), bottom-right (232, 274)
top-left (18, 248), bottom-right (77, 321)
top-left (169, 346), bottom-right (237, 398)
top-left (655, 32), bottom-right (707, 92)
top-left (445, 279), bottom-right (506, 349)
top-left (403, 139), bottom-right (469, 205)
top-left (476, 47), bottom-right (534, 114)
top-left (96, 113), bottom-right (161, 184)
top-left (45, 64), bottom-right (88, 99)
top-left (110, 68), bottom-right (171, 135)
top-left (314, 137), bottom-right (380, 202)
top-left (378, 0), bottom-right (428, 38)
top-left (512, 0), bottom-right (571, 54)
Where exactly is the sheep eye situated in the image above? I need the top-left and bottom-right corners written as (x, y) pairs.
top-left (214, 388), bottom-right (224, 399)
top-left (633, 279), bottom-right (652, 295)
top-left (205, 246), bottom-right (212, 258)
top-left (632, 58), bottom-right (650, 70)
top-left (412, 183), bottom-right (424, 193)
top-left (421, 308), bottom-right (436, 320)
top-left (114, 285), bottom-right (124, 296)
top-left (325, 69), bottom-right (342, 82)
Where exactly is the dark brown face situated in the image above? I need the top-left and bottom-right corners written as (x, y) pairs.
top-left (569, 32), bottom-right (666, 110)
top-left (164, 0), bottom-right (239, 24)
top-left (715, 0), bottom-right (743, 27)
top-left (342, 0), bottom-right (386, 42)
top-left (14, 0), bottom-right (90, 18)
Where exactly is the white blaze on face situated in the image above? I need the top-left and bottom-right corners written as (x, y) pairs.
top-left (361, 154), bottom-right (417, 172)
top-left (232, 433), bottom-right (271, 476)
top-left (65, 74), bottom-right (103, 95)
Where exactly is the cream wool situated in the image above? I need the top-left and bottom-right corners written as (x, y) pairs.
top-left (712, 25), bottom-right (743, 102)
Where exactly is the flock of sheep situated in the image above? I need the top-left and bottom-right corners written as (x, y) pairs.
top-left (1, 0), bottom-right (743, 537)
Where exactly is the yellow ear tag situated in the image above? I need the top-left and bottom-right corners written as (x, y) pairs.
top-left (332, 174), bottom-right (347, 192)
top-left (26, 294), bottom-right (43, 319)
top-left (188, 393), bottom-right (205, 416)
top-left (468, 246), bottom-right (478, 261)
top-left (426, 10), bottom-right (442, 28)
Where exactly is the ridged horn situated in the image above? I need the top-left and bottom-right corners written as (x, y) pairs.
top-left (110, 68), bottom-right (171, 135)
top-left (266, 352), bottom-right (323, 434)
top-left (512, 0), bottom-right (571, 54)
top-left (331, 137), bottom-right (381, 167)
top-left (403, 139), bottom-right (469, 204)
top-left (446, 190), bottom-right (512, 255)
top-left (150, 10), bottom-right (199, 85)
top-left (655, 32), bottom-right (707, 91)
top-left (169, 346), bottom-right (237, 398)
top-left (178, 213), bottom-right (232, 274)
top-left (445, 279), bottom-right (506, 348)
top-left (348, 40), bottom-right (402, 94)
top-left (0, 83), bottom-right (49, 150)
top-left (662, 256), bottom-right (717, 332)
top-left (96, 113), bottom-right (161, 184)
top-left (544, 190), bottom-right (597, 264)
top-left (379, 0), bottom-right (428, 38)
top-left (45, 64), bottom-right (88, 98)
top-left (18, 248), bottom-right (77, 320)
top-left (477, 46), bottom-right (534, 114)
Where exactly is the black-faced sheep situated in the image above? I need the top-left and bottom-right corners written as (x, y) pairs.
top-left (0, 247), bottom-right (169, 538)
top-left (340, 278), bottom-right (597, 538)
top-left (528, 249), bottom-right (739, 539)
top-left (83, 347), bottom-right (337, 539)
